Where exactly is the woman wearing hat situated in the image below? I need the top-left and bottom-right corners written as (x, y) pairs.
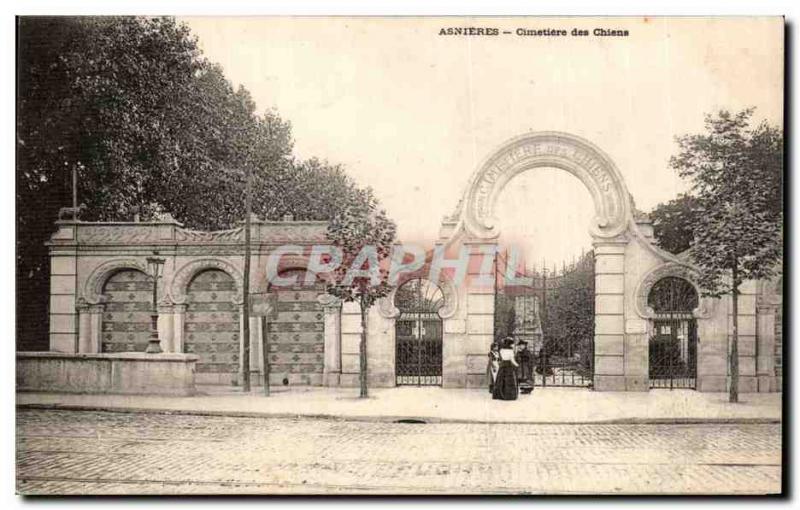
top-left (492, 337), bottom-right (519, 401)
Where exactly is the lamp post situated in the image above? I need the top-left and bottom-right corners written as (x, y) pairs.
top-left (145, 253), bottom-right (166, 354)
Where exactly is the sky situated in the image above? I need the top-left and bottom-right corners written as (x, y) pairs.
top-left (182, 16), bottom-right (783, 263)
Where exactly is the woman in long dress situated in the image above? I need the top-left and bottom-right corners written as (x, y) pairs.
top-left (492, 337), bottom-right (519, 401)
top-left (487, 341), bottom-right (500, 393)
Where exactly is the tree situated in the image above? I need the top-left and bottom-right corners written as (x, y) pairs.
top-left (543, 254), bottom-right (594, 360)
top-left (669, 109), bottom-right (783, 403)
top-left (16, 16), bottom-right (375, 351)
top-left (650, 194), bottom-right (702, 254)
top-left (326, 189), bottom-right (397, 398)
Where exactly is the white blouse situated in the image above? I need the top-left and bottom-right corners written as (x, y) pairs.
top-left (499, 348), bottom-right (517, 362)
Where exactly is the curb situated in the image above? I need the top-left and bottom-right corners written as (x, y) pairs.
top-left (16, 403), bottom-right (782, 426)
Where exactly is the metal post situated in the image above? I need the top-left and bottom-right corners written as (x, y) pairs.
top-left (72, 166), bottom-right (78, 219)
top-left (541, 267), bottom-right (547, 388)
top-left (145, 254), bottom-right (165, 354)
top-left (262, 315), bottom-right (270, 396)
top-left (242, 164), bottom-right (252, 392)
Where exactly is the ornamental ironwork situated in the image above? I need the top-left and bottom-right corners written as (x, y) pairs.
top-left (394, 279), bottom-right (444, 386)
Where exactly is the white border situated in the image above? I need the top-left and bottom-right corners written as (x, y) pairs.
top-left (4, 2), bottom-right (796, 507)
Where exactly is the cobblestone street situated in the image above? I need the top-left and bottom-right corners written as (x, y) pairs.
top-left (16, 409), bottom-right (781, 495)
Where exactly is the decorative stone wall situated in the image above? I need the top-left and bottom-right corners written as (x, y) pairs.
top-left (45, 131), bottom-right (783, 393)
top-left (46, 218), bottom-right (335, 388)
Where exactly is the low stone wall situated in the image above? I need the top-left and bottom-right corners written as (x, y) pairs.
top-left (17, 352), bottom-right (198, 396)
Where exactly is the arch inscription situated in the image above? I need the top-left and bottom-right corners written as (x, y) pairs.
top-left (459, 132), bottom-right (632, 240)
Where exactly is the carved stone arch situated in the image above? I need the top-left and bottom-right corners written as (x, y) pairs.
top-left (634, 262), bottom-right (709, 319)
top-left (83, 258), bottom-right (150, 305)
top-left (378, 275), bottom-right (459, 319)
top-left (458, 131), bottom-right (633, 241)
top-left (171, 258), bottom-right (244, 305)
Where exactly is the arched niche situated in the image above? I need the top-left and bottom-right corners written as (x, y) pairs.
top-left (82, 258), bottom-right (150, 305)
top-left (171, 258), bottom-right (244, 305)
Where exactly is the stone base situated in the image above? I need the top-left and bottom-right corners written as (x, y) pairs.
top-left (443, 373), bottom-right (468, 388)
top-left (339, 373), bottom-right (360, 387)
top-left (696, 375), bottom-right (762, 393)
top-left (263, 373), bottom-right (323, 386)
top-left (17, 351), bottom-right (198, 396)
top-left (323, 372), bottom-right (341, 387)
top-left (624, 375), bottom-right (649, 392)
top-left (368, 373), bottom-right (395, 387)
top-left (593, 375), bottom-right (626, 391)
top-left (337, 373), bottom-right (395, 388)
top-left (196, 372), bottom-right (238, 385)
top-left (465, 374), bottom-right (486, 389)
top-left (736, 375), bottom-right (758, 393)
top-left (757, 375), bottom-right (778, 392)
top-left (697, 376), bottom-right (727, 392)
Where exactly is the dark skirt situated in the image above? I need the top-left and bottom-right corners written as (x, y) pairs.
top-left (492, 361), bottom-right (518, 401)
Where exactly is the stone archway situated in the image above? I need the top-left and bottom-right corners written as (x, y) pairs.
top-left (455, 132), bottom-right (633, 241)
top-left (447, 131), bottom-right (635, 391)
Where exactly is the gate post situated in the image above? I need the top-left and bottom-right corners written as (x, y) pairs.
top-left (592, 238), bottom-right (627, 391)
top-left (319, 294), bottom-right (342, 386)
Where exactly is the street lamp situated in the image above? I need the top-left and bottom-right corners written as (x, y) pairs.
top-left (145, 252), bottom-right (166, 354)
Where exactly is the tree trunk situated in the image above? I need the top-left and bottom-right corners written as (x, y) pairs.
top-left (730, 259), bottom-right (739, 403)
top-left (359, 297), bottom-right (368, 398)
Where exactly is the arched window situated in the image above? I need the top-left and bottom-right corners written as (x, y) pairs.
top-left (394, 278), bottom-right (444, 315)
top-left (647, 276), bottom-right (698, 316)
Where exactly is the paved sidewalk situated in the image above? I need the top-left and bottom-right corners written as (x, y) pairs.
top-left (17, 385), bottom-right (781, 424)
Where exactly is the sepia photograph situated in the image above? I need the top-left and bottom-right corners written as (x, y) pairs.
top-left (13, 13), bottom-right (785, 496)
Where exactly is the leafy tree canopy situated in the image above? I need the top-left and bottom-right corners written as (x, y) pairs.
top-left (669, 108), bottom-right (783, 297)
top-left (16, 16), bottom-right (382, 349)
top-left (649, 194), bottom-right (701, 255)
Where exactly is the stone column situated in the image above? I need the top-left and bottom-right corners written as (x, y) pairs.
top-left (172, 304), bottom-right (187, 354)
top-left (237, 304), bottom-right (245, 386)
top-left (76, 302), bottom-right (92, 353)
top-left (593, 239), bottom-right (627, 391)
top-left (318, 294), bottom-right (342, 386)
top-left (88, 304), bottom-right (104, 353)
top-left (463, 242), bottom-right (497, 389)
top-left (756, 304), bottom-right (777, 392)
top-left (731, 280), bottom-right (758, 393)
top-left (49, 252), bottom-right (78, 353)
top-left (157, 303), bottom-right (174, 353)
top-left (249, 316), bottom-right (262, 381)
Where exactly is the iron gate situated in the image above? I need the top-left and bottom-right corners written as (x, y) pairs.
top-left (647, 277), bottom-right (699, 389)
top-left (494, 251), bottom-right (595, 388)
top-left (394, 279), bottom-right (443, 386)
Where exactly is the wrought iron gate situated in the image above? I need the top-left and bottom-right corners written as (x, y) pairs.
top-left (395, 279), bottom-right (443, 386)
top-left (647, 277), bottom-right (699, 389)
top-left (494, 251), bottom-right (595, 388)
